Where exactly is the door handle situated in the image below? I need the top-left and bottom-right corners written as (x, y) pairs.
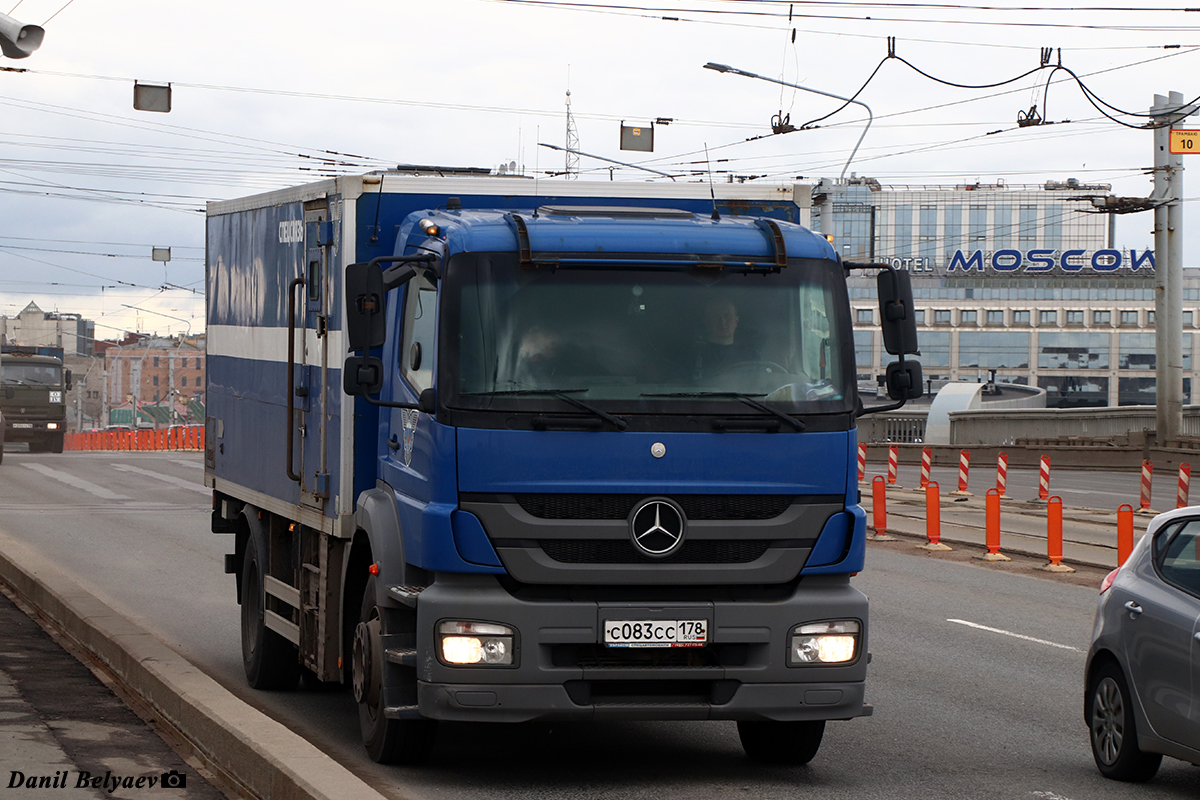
top-left (1124, 601), bottom-right (1143, 616)
top-left (388, 434), bottom-right (400, 451)
top-left (286, 276), bottom-right (306, 483)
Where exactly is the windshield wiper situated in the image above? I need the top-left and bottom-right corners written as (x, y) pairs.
top-left (463, 388), bottom-right (628, 431)
top-left (641, 391), bottom-right (805, 431)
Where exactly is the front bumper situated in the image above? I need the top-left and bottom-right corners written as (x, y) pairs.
top-left (394, 573), bottom-right (871, 724)
top-left (4, 420), bottom-right (62, 443)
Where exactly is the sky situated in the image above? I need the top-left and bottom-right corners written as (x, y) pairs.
top-left (1, 0), bottom-right (1198, 340)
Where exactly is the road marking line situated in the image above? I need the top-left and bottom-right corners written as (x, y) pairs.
top-left (21, 463), bottom-right (130, 501)
top-left (947, 619), bottom-right (1081, 652)
top-left (169, 459), bottom-right (203, 469)
top-left (110, 464), bottom-right (209, 495)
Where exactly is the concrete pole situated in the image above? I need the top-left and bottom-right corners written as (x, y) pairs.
top-left (1152, 91), bottom-right (1195, 442)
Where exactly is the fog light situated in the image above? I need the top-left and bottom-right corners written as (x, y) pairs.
top-left (790, 620), bottom-right (860, 664)
top-left (47, 422), bottom-right (59, 430)
top-left (438, 621), bottom-right (514, 666)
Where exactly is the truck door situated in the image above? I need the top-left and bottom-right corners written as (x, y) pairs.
top-left (379, 274), bottom-right (439, 526)
top-left (288, 198), bottom-right (336, 511)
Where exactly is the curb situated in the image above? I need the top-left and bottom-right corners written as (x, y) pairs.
top-left (0, 528), bottom-right (412, 800)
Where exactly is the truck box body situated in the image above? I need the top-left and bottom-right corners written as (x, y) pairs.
top-left (206, 172), bottom-right (896, 763)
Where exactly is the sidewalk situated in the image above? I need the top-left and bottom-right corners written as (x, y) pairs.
top-left (862, 482), bottom-right (1151, 569)
top-left (0, 589), bottom-right (226, 800)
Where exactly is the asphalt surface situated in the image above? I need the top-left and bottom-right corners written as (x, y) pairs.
top-left (1, 449), bottom-right (1198, 800)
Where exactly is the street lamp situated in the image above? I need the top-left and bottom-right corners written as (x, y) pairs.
top-left (0, 12), bottom-right (44, 59)
top-left (703, 62), bottom-right (874, 181)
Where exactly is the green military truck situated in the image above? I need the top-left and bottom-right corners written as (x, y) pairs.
top-left (0, 346), bottom-right (71, 453)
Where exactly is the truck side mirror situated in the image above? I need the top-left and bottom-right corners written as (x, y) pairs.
top-left (64, 369), bottom-right (72, 390)
top-left (877, 269), bottom-right (919, 356)
top-left (3, 386), bottom-right (13, 399)
top-left (343, 356), bottom-right (384, 396)
top-left (345, 263), bottom-right (387, 352)
top-left (885, 360), bottom-right (923, 401)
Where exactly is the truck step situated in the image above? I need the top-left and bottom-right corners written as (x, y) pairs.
top-left (385, 648), bottom-right (418, 667)
top-left (383, 704), bottom-right (422, 720)
top-left (388, 585), bottom-right (425, 608)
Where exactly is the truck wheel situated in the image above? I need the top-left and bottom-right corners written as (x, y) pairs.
top-left (737, 720), bottom-right (825, 765)
top-left (240, 530), bottom-right (300, 690)
top-left (354, 575), bottom-right (436, 764)
top-left (1088, 662), bottom-right (1162, 782)
top-left (50, 432), bottom-right (63, 454)
top-left (27, 440), bottom-right (45, 454)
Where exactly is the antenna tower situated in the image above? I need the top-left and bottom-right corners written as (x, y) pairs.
top-left (564, 86), bottom-right (579, 179)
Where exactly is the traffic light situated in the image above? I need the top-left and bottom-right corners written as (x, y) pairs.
top-left (0, 12), bottom-right (44, 59)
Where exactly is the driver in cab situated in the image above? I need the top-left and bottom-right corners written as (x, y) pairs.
top-left (693, 297), bottom-right (759, 381)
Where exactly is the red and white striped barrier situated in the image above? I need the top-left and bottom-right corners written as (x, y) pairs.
top-left (995, 451), bottom-right (1008, 497)
top-left (1037, 454), bottom-right (1051, 501)
top-left (917, 446), bottom-right (932, 491)
top-left (1178, 463), bottom-right (1191, 509)
top-left (950, 449), bottom-right (972, 496)
top-left (887, 444), bottom-right (899, 486)
top-left (1137, 459), bottom-right (1155, 515)
top-left (857, 442), bottom-right (867, 483)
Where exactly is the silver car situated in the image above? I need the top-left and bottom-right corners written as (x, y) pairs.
top-left (1086, 506), bottom-right (1200, 781)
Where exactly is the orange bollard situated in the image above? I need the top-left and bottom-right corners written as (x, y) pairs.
top-left (976, 488), bottom-right (1011, 562)
top-left (1117, 504), bottom-right (1134, 566)
top-left (919, 481), bottom-right (952, 551)
top-left (198, 426), bottom-right (205, 450)
top-left (1040, 496), bottom-right (1074, 573)
top-left (870, 475), bottom-right (897, 540)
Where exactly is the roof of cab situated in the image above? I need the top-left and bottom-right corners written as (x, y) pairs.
top-left (401, 206), bottom-right (837, 263)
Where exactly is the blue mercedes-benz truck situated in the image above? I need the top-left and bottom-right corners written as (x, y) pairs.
top-left (206, 170), bottom-right (920, 766)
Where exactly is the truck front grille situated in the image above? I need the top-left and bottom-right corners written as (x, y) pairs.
top-left (515, 494), bottom-right (795, 520)
top-left (540, 539), bottom-right (772, 564)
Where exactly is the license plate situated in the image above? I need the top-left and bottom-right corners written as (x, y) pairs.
top-left (604, 619), bottom-right (708, 648)
top-left (12, 423), bottom-right (33, 429)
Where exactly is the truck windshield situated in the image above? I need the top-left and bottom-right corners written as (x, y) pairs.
top-left (442, 253), bottom-right (854, 417)
top-left (1, 363), bottom-right (62, 386)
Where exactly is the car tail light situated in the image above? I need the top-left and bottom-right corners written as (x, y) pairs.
top-left (1099, 567), bottom-right (1120, 594)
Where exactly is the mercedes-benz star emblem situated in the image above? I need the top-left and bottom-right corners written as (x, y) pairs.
top-left (629, 498), bottom-right (686, 559)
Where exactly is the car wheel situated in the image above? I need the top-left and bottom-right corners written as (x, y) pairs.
top-left (354, 574), bottom-right (436, 764)
top-left (240, 528), bottom-right (300, 690)
top-left (1088, 661), bottom-right (1162, 782)
top-left (737, 720), bottom-right (825, 765)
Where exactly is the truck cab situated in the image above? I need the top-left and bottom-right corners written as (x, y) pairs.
top-left (0, 349), bottom-right (70, 453)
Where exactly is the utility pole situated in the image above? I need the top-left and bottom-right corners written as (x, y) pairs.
top-left (1151, 92), bottom-right (1198, 442)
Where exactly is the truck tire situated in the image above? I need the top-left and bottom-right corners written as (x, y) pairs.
top-left (240, 529), bottom-right (300, 690)
top-left (737, 720), bottom-right (825, 765)
top-left (354, 575), bottom-right (436, 764)
top-left (50, 432), bottom-right (64, 454)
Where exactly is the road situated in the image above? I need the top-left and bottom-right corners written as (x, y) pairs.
top-left (0, 449), bottom-right (1197, 800)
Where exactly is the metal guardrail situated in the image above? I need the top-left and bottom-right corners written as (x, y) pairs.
top-left (857, 412), bottom-right (927, 443)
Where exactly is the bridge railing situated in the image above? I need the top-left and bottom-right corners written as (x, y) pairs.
top-left (950, 405), bottom-right (1200, 446)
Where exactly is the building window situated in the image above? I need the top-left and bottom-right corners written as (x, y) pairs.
top-left (987, 310), bottom-right (1004, 325)
top-left (153, 356), bottom-right (159, 367)
top-left (994, 205), bottom-right (1013, 249)
top-left (153, 392), bottom-right (159, 402)
top-left (1039, 310), bottom-right (1058, 326)
top-left (1044, 203), bottom-right (1063, 252)
top-left (1120, 310), bottom-right (1139, 327)
top-left (919, 205), bottom-right (938, 259)
top-left (969, 205), bottom-right (987, 245)
top-left (181, 357), bottom-right (187, 369)
top-left (1013, 310), bottom-right (1031, 325)
top-left (1148, 311), bottom-right (1155, 325)
top-left (944, 205), bottom-right (962, 261)
top-left (1019, 205), bottom-right (1038, 244)
top-left (913, 309), bottom-right (925, 325)
top-left (959, 310), bottom-right (977, 325)
top-left (1039, 333), bottom-right (1109, 369)
top-left (960, 331), bottom-right (1029, 369)
top-left (934, 310), bottom-right (952, 325)
top-left (1066, 310), bottom-right (1084, 326)
top-left (894, 205), bottom-right (913, 256)
top-left (153, 375), bottom-right (159, 386)
top-left (1093, 310), bottom-right (1111, 326)
top-left (856, 309), bottom-right (874, 324)
top-left (1186, 311), bottom-right (1194, 326)
top-left (182, 376), bottom-right (188, 387)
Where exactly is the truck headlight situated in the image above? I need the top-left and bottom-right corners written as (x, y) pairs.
top-left (438, 621), bottom-right (514, 666)
top-left (790, 620), bottom-right (860, 665)
top-left (47, 422), bottom-right (59, 430)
